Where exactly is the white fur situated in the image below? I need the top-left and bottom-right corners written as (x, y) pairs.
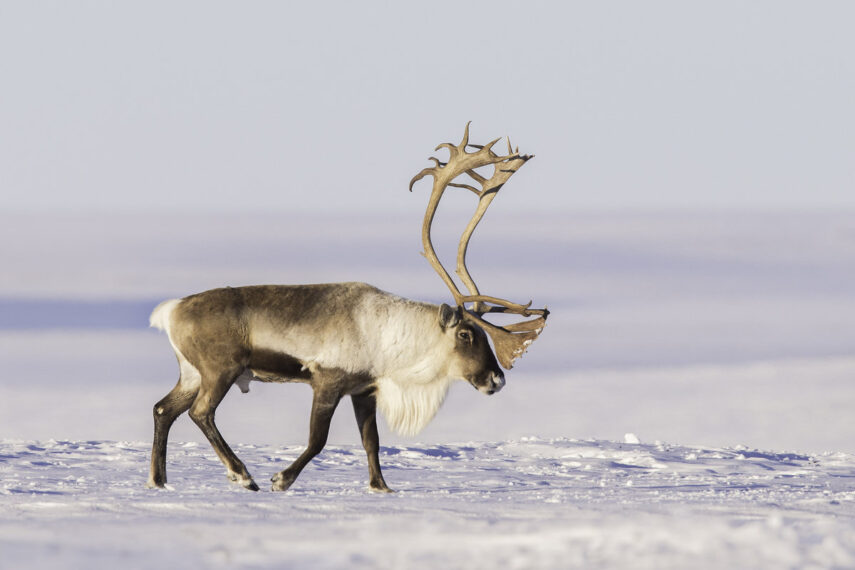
top-left (149, 299), bottom-right (180, 332)
top-left (149, 299), bottom-right (201, 391)
top-left (175, 352), bottom-right (202, 391)
top-left (358, 292), bottom-right (461, 436)
top-left (374, 374), bottom-right (454, 436)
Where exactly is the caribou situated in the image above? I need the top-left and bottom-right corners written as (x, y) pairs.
top-left (147, 124), bottom-right (548, 492)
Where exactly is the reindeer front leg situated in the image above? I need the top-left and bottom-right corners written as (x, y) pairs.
top-left (271, 384), bottom-right (341, 491)
top-left (352, 391), bottom-right (392, 492)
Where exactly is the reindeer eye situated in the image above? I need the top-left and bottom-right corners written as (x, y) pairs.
top-left (457, 330), bottom-right (473, 343)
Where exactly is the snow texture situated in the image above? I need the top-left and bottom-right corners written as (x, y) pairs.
top-left (2, 438), bottom-right (855, 569)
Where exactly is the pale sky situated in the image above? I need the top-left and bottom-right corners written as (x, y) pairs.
top-left (1, 1), bottom-right (853, 214)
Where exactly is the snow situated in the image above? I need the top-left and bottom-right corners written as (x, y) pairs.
top-left (2, 438), bottom-right (854, 568)
top-left (1, 211), bottom-right (855, 568)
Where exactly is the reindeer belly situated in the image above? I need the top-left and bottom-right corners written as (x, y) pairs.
top-left (235, 348), bottom-right (376, 396)
top-left (234, 349), bottom-right (313, 393)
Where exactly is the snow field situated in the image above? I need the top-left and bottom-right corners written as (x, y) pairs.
top-left (2, 438), bottom-right (854, 568)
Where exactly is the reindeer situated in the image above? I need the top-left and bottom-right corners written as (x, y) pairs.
top-left (147, 124), bottom-right (549, 492)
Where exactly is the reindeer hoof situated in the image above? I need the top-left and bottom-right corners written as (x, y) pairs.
top-left (228, 472), bottom-right (259, 491)
top-left (368, 476), bottom-right (393, 493)
top-left (271, 471), bottom-right (297, 492)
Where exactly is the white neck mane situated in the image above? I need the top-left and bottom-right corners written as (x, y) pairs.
top-left (374, 374), bottom-right (454, 436)
top-left (356, 291), bottom-right (457, 436)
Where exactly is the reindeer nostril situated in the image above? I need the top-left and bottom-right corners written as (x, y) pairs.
top-left (478, 372), bottom-right (505, 395)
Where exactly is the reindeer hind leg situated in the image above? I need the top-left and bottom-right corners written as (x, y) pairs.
top-left (147, 380), bottom-right (198, 489)
top-left (188, 366), bottom-right (259, 491)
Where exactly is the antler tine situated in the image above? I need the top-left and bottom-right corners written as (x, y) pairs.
top-left (448, 182), bottom-right (482, 196)
top-left (408, 166), bottom-right (434, 192)
top-left (461, 120), bottom-right (471, 148)
top-left (482, 137), bottom-right (502, 155)
top-left (465, 169), bottom-right (487, 185)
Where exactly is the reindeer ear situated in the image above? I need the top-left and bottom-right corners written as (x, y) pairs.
top-left (438, 303), bottom-right (461, 329)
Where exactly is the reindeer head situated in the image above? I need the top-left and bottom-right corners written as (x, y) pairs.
top-left (410, 123), bottom-right (549, 370)
top-left (436, 303), bottom-right (505, 394)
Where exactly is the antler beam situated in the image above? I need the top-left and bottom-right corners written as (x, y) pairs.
top-left (409, 123), bottom-right (549, 369)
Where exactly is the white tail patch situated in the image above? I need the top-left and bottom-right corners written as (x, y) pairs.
top-left (149, 298), bottom-right (202, 391)
top-left (149, 299), bottom-right (181, 332)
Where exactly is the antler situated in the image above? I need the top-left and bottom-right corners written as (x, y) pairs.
top-left (409, 122), bottom-right (549, 369)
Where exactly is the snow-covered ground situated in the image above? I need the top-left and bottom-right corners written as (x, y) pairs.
top-left (1, 211), bottom-right (854, 567)
top-left (2, 438), bottom-right (854, 568)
